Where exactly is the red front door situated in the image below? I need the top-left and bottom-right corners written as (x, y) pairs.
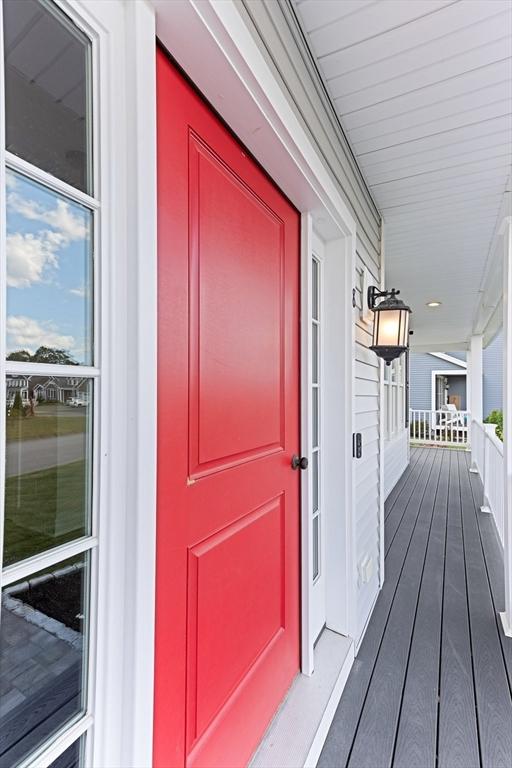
top-left (154, 49), bottom-right (301, 768)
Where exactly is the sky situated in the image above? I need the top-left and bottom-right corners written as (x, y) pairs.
top-left (6, 169), bottom-right (92, 365)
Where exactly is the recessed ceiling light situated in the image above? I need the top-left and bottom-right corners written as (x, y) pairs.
top-left (426, 301), bottom-right (442, 307)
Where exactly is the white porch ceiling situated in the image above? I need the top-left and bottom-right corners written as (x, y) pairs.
top-left (293, 0), bottom-right (512, 349)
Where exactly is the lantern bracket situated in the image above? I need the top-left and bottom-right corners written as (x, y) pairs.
top-left (367, 286), bottom-right (401, 311)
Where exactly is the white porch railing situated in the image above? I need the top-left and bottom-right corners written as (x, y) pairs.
top-left (410, 409), bottom-right (471, 447)
top-left (471, 420), bottom-right (504, 544)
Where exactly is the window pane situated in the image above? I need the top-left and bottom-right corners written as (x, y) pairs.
top-left (3, 0), bottom-right (92, 193)
top-left (312, 387), bottom-right (319, 449)
top-left (0, 555), bottom-right (88, 767)
top-left (312, 323), bottom-right (318, 385)
top-left (312, 258), bottom-right (319, 321)
top-left (49, 737), bottom-right (84, 768)
top-left (313, 515), bottom-right (319, 581)
top-left (4, 376), bottom-right (92, 566)
top-left (6, 170), bottom-right (93, 366)
top-left (312, 450), bottom-right (319, 513)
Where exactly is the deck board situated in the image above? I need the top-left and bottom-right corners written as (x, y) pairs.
top-left (459, 452), bottom-right (512, 768)
top-left (348, 450), bottom-right (443, 768)
top-left (393, 449), bottom-right (450, 768)
top-left (318, 447), bottom-right (512, 768)
top-left (438, 451), bottom-right (480, 768)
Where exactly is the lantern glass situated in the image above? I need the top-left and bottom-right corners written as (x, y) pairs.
top-left (375, 309), bottom-right (400, 346)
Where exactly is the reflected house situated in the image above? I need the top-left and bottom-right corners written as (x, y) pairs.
top-left (7, 375), bottom-right (87, 408)
top-left (6, 376), bottom-right (30, 408)
top-left (34, 376), bottom-right (88, 404)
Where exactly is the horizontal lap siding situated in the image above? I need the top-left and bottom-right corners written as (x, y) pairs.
top-left (239, 0), bottom-right (383, 643)
top-left (483, 331), bottom-right (503, 417)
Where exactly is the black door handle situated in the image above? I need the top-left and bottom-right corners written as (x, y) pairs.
top-left (291, 455), bottom-right (308, 470)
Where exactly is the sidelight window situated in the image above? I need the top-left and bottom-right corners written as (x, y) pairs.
top-left (1, 1), bottom-right (98, 765)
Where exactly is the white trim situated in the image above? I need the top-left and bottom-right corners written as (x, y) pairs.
top-left (469, 335), bottom-right (484, 424)
top-left (378, 224), bottom-right (386, 587)
top-left (119, 3), bottom-right (158, 766)
top-left (501, 215), bottom-right (512, 638)
top-left (429, 352), bottom-right (467, 369)
top-left (5, 362), bottom-right (99, 378)
top-left (0, 1), bottom-right (7, 585)
top-left (300, 213), bottom-right (314, 676)
top-left (430, 369), bottom-right (468, 413)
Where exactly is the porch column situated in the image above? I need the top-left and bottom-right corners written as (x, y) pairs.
top-left (501, 216), bottom-right (512, 637)
top-left (468, 334), bottom-right (483, 423)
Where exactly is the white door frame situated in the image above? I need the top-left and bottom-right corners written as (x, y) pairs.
top-left (430, 369), bottom-right (468, 412)
top-left (153, 0), bottom-right (359, 675)
top-left (301, 220), bottom-right (356, 674)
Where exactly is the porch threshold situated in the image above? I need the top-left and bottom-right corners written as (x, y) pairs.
top-left (249, 630), bottom-right (354, 768)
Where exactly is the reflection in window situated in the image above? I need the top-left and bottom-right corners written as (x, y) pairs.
top-left (5, 170), bottom-right (93, 366)
top-left (3, 0), bottom-right (92, 193)
top-left (0, 555), bottom-right (88, 767)
top-left (4, 376), bottom-right (92, 567)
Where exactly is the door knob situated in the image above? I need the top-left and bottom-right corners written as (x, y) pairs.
top-left (291, 455), bottom-right (308, 470)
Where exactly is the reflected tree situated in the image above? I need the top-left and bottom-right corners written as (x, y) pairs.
top-left (7, 347), bottom-right (78, 365)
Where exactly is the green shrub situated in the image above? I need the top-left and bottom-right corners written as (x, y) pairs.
top-left (484, 409), bottom-right (503, 441)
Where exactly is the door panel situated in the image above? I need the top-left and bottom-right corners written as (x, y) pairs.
top-left (154, 49), bottom-right (300, 768)
top-left (189, 136), bottom-right (285, 477)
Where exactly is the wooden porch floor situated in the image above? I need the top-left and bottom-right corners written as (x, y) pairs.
top-left (319, 447), bottom-right (512, 768)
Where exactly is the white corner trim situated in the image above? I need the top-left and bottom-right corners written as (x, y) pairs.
top-left (429, 352), bottom-right (467, 368)
top-left (120, 2), bottom-right (158, 767)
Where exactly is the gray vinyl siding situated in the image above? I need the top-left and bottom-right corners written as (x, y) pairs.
top-left (484, 332), bottom-right (503, 417)
top-left (239, 0), bottom-right (382, 641)
top-left (410, 333), bottom-right (503, 417)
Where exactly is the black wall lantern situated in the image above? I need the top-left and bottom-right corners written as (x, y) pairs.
top-left (368, 286), bottom-right (412, 365)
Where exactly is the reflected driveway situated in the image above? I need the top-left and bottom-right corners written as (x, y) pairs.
top-left (6, 434), bottom-right (86, 478)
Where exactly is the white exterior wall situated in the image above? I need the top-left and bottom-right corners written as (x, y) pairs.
top-left (354, 249), bottom-right (382, 638)
top-left (384, 432), bottom-right (409, 500)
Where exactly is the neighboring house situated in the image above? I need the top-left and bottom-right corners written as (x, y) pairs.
top-left (410, 331), bottom-right (503, 418)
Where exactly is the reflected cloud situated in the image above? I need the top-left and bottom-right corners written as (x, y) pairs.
top-left (6, 170), bottom-right (93, 365)
top-left (7, 186), bottom-right (88, 243)
top-left (7, 315), bottom-right (75, 355)
top-left (7, 231), bottom-right (59, 288)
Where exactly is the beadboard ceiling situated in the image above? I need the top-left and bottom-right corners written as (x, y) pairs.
top-left (293, 0), bottom-right (512, 349)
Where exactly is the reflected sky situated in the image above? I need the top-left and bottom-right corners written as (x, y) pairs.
top-left (6, 170), bottom-right (93, 365)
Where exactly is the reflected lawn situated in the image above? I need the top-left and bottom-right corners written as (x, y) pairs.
top-left (7, 413), bottom-right (87, 442)
top-left (4, 460), bottom-right (86, 565)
